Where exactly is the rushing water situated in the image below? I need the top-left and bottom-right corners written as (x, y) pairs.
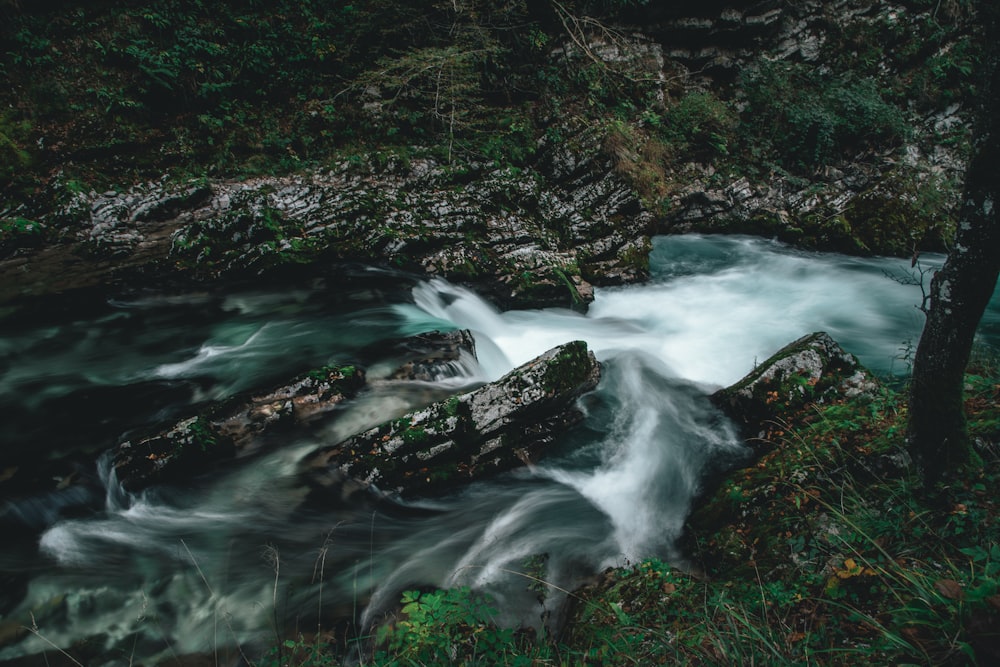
top-left (1, 234), bottom-right (998, 664)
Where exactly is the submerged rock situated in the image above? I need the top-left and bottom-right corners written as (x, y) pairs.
top-left (302, 340), bottom-right (601, 498)
top-left (379, 329), bottom-right (478, 382)
top-left (711, 331), bottom-right (879, 448)
top-left (0, 456), bottom-right (104, 538)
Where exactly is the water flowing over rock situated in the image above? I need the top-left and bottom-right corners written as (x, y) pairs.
top-left (378, 329), bottom-right (478, 382)
top-left (302, 340), bottom-right (601, 499)
top-left (711, 331), bottom-right (879, 447)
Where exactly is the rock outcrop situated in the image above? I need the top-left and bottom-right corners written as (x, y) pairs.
top-left (711, 331), bottom-right (879, 448)
top-left (636, 0), bottom-right (971, 254)
top-left (302, 340), bottom-right (601, 499)
top-left (0, 151), bottom-right (651, 310)
top-left (680, 331), bottom-right (914, 614)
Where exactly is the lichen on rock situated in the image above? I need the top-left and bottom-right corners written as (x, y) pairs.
top-left (711, 331), bottom-right (880, 448)
top-left (302, 340), bottom-right (601, 498)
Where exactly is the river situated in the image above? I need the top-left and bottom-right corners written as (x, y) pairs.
top-left (1, 234), bottom-right (997, 665)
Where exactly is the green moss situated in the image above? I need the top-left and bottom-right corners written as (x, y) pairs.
top-left (541, 341), bottom-right (593, 394)
top-left (402, 425), bottom-right (428, 446)
top-left (0, 217), bottom-right (46, 253)
top-left (185, 416), bottom-right (219, 453)
top-left (442, 396), bottom-right (461, 418)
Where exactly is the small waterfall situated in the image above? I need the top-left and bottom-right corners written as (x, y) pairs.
top-left (98, 449), bottom-right (131, 513)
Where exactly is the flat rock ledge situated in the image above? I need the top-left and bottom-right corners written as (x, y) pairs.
top-left (711, 331), bottom-right (879, 449)
top-left (302, 340), bottom-right (601, 499)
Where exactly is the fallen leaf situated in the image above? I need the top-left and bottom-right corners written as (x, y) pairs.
top-left (934, 579), bottom-right (964, 600)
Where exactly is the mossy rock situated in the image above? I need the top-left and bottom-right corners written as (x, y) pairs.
top-left (0, 217), bottom-right (46, 257)
top-left (113, 416), bottom-right (236, 492)
top-left (711, 332), bottom-right (879, 448)
top-left (303, 340), bottom-right (601, 498)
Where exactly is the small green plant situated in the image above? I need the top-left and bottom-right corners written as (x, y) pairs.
top-left (659, 90), bottom-right (737, 158)
top-left (258, 635), bottom-right (340, 667)
top-left (185, 416), bottom-right (218, 453)
top-left (373, 587), bottom-right (521, 666)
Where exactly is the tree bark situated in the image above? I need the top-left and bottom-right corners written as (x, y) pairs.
top-left (907, 2), bottom-right (1000, 480)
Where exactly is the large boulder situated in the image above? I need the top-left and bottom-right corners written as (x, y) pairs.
top-left (711, 331), bottom-right (879, 448)
top-left (302, 340), bottom-right (601, 498)
top-left (111, 330), bottom-right (479, 492)
top-left (113, 363), bottom-right (366, 492)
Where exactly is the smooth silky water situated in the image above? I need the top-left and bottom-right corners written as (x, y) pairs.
top-left (1, 235), bottom-right (997, 663)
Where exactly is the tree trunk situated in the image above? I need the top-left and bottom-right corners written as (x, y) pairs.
top-left (907, 2), bottom-right (1000, 480)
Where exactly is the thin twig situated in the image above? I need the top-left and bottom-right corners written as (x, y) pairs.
top-left (23, 614), bottom-right (85, 667)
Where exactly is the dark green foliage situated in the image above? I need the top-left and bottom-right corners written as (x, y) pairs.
top-left (258, 634), bottom-right (339, 667)
top-left (909, 35), bottom-right (982, 109)
top-left (741, 62), bottom-right (911, 171)
top-left (0, 0), bottom-right (549, 197)
top-left (0, 217), bottom-right (45, 256)
top-left (371, 587), bottom-right (552, 666)
top-left (657, 91), bottom-right (737, 158)
top-left (185, 415), bottom-right (218, 453)
top-left (0, 110), bottom-right (33, 187)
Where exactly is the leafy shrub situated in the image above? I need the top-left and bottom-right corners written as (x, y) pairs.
top-left (658, 91), bottom-right (737, 158)
top-left (741, 62), bottom-right (911, 170)
top-left (373, 587), bottom-right (529, 666)
top-left (909, 35), bottom-right (981, 109)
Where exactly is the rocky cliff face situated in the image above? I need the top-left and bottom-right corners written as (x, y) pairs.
top-left (0, 146), bottom-right (652, 310)
top-left (0, 0), bottom-right (976, 312)
top-left (613, 0), bottom-right (973, 253)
